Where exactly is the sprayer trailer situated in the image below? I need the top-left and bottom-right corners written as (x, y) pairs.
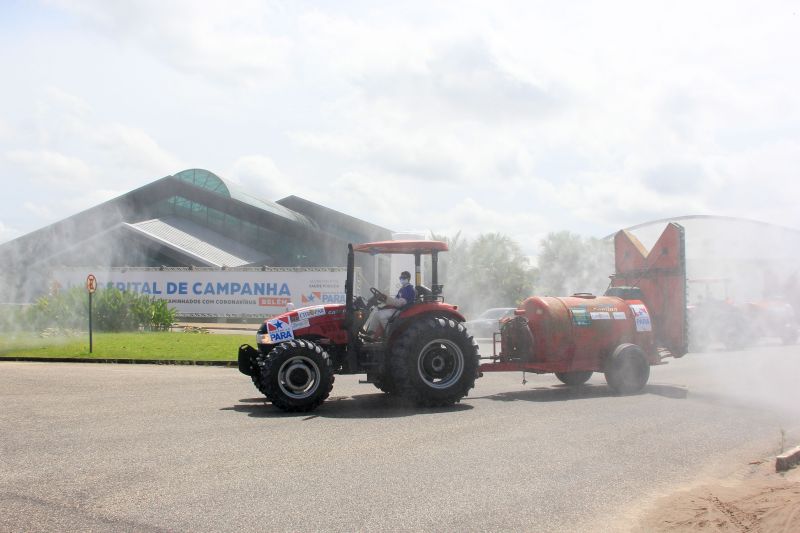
top-left (237, 240), bottom-right (480, 412)
top-left (482, 223), bottom-right (688, 393)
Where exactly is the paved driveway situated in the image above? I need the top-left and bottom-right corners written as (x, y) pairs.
top-left (2, 342), bottom-right (799, 532)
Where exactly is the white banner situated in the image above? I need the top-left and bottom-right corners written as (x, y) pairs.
top-left (51, 268), bottom-right (355, 318)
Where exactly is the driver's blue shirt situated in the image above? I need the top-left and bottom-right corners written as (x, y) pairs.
top-left (397, 283), bottom-right (416, 304)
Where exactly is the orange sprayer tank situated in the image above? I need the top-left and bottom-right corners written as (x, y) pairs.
top-left (485, 223), bottom-right (686, 393)
top-left (504, 295), bottom-right (657, 371)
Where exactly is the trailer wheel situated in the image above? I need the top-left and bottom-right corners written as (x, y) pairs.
top-left (604, 343), bottom-right (650, 394)
top-left (555, 371), bottom-right (593, 386)
top-left (256, 340), bottom-right (334, 412)
top-left (390, 317), bottom-right (479, 407)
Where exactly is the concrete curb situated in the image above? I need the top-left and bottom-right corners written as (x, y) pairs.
top-left (776, 446), bottom-right (800, 472)
top-left (0, 356), bottom-right (236, 367)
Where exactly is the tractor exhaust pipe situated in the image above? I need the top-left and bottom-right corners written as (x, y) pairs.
top-left (343, 243), bottom-right (359, 373)
top-left (344, 243), bottom-right (354, 328)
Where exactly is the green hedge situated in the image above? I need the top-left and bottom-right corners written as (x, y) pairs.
top-left (2, 287), bottom-right (176, 332)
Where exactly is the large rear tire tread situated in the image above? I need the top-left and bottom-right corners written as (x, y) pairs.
top-left (256, 339), bottom-right (334, 412)
top-left (390, 317), bottom-right (479, 407)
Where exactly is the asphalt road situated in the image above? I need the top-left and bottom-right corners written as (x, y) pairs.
top-left (2, 342), bottom-right (799, 533)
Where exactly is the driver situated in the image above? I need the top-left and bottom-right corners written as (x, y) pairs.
top-left (364, 271), bottom-right (416, 339)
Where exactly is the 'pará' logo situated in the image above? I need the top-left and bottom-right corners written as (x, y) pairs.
top-left (267, 317), bottom-right (294, 343)
top-left (301, 292), bottom-right (322, 304)
top-left (301, 291), bottom-right (345, 304)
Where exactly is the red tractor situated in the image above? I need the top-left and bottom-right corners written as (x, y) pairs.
top-left (686, 279), bottom-right (798, 350)
top-left (482, 223), bottom-right (689, 393)
top-left (238, 241), bottom-right (480, 412)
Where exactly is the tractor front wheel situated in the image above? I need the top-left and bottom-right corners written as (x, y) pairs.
top-left (604, 343), bottom-right (650, 394)
top-left (555, 371), bottom-right (593, 386)
top-left (390, 317), bottom-right (479, 407)
top-left (256, 340), bottom-right (334, 412)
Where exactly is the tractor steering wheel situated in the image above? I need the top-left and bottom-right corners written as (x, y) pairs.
top-left (353, 295), bottom-right (367, 310)
top-left (370, 287), bottom-right (388, 304)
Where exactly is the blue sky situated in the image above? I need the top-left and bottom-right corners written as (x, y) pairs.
top-left (1, 1), bottom-right (799, 255)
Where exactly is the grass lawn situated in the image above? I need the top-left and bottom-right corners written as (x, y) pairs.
top-left (0, 331), bottom-right (245, 361)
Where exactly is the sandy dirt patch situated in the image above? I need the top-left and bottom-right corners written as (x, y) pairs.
top-left (634, 460), bottom-right (800, 532)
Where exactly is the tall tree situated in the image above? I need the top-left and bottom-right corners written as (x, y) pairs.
top-left (536, 231), bottom-right (613, 296)
top-left (431, 231), bottom-right (535, 317)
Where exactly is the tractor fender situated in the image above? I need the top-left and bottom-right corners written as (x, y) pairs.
top-left (388, 308), bottom-right (467, 341)
top-left (397, 304), bottom-right (466, 323)
top-left (238, 344), bottom-right (259, 376)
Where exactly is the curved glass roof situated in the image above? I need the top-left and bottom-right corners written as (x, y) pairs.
top-left (173, 169), bottom-right (316, 228)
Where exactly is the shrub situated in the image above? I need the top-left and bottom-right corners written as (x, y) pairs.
top-left (3, 287), bottom-right (177, 333)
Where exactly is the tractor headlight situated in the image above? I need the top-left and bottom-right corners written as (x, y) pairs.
top-left (256, 323), bottom-right (271, 346)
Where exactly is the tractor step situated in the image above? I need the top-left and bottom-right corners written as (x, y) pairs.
top-left (360, 341), bottom-right (386, 350)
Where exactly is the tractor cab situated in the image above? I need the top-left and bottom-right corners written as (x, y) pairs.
top-left (347, 240), bottom-right (457, 356)
top-left (351, 240), bottom-right (448, 303)
top-left (345, 240), bottom-right (456, 343)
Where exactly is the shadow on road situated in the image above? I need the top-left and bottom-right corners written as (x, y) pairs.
top-left (475, 382), bottom-right (688, 403)
top-left (222, 393), bottom-right (474, 419)
top-left (224, 382), bottom-right (687, 418)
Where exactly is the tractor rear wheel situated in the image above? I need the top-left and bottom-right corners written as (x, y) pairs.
top-left (390, 317), bottom-right (479, 407)
top-left (723, 316), bottom-right (752, 350)
top-left (256, 340), bottom-right (334, 412)
top-left (555, 371), bottom-right (593, 386)
top-left (604, 343), bottom-right (650, 394)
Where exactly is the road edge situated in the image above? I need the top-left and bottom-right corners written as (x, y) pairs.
top-left (776, 445), bottom-right (800, 472)
top-left (0, 356), bottom-right (236, 366)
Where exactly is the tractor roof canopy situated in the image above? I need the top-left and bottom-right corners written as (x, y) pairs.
top-left (353, 240), bottom-right (448, 255)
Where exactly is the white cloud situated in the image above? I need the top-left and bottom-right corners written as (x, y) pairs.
top-left (93, 124), bottom-right (183, 180)
top-left (0, 87), bottom-right (184, 239)
top-left (297, 9), bottom-right (435, 79)
top-left (0, 221), bottom-right (22, 244)
top-left (227, 155), bottom-right (293, 201)
top-left (3, 0), bottom-right (800, 249)
top-left (0, 118), bottom-right (12, 142)
top-left (8, 88), bottom-right (182, 187)
top-left (5, 150), bottom-right (92, 186)
top-left (22, 202), bottom-right (55, 221)
top-left (428, 197), bottom-right (549, 249)
top-left (47, 0), bottom-right (291, 85)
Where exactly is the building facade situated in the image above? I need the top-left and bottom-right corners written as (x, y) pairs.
top-left (0, 169), bottom-right (393, 303)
